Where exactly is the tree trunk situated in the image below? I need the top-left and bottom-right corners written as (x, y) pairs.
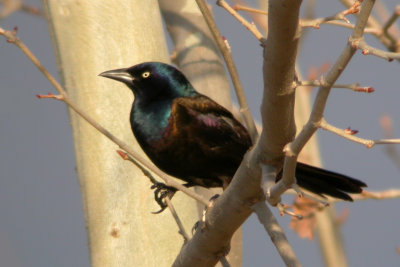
top-left (43, 1), bottom-right (199, 266)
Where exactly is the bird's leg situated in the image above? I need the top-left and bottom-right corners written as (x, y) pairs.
top-left (150, 182), bottom-right (193, 214)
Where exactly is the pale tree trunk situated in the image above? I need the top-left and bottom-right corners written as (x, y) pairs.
top-left (43, 1), bottom-right (199, 266)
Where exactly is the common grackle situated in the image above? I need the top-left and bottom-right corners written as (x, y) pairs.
top-left (100, 62), bottom-right (366, 204)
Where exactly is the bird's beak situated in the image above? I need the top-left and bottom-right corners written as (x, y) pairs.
top-left (99, 68), bottom-right (134, 86)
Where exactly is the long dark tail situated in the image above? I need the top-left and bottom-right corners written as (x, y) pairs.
top-left (293, 162), bottom-right (367, 201)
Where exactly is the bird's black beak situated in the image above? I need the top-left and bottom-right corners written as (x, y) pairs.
top-left (99, 68), bottom-right (134, 86)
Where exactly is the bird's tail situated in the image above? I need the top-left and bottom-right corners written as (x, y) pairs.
top-left (293, 162), bottom-right (367, 201)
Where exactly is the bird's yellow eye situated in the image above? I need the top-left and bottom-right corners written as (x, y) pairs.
top-left (142, 71), bottom-right (150, 78)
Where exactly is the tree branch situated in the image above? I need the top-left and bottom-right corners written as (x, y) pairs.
top-left (195, 0), bottom-right (258, 142)
top-left (260, 0), bottom-right (301, 205)
top-left (320, 118), bottom-right (400, 148)
top-left (0, 26), bottom-right (209, 207)
top-left (217, 0), bottom-right (264, 41)
top-left (352, 37), bottom-right (400, 61)
top-left (271, 0), bottom-right (377, 203)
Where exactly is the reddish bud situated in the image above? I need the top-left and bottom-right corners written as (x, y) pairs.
top-left (36, 93), bottom-right (64, 100)
top-left (355, 87), bottom-right (374, 93)
top-left (361, 49), bottom-right (369, 55)
top-left (344, 127), bottom-right (358, 135)
top-left (12, 26), bottom-right (18, 35)
top-left (116, 150), bottom-right (129, 160)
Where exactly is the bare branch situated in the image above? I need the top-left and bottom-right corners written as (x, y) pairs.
top-left (320, 118), bottom-right (400, 148)
top-left (115, 149), bottom-right (191, 242)
top-left (300, 0), bottom-right (361, 29)
top-left (217, 0), bottom-right (264, 41)
top-left (252, 201), bottom-right (301, 267)
top-left (0, 0), bottom-right (44, 18)
top-left (260, 0), bottom-right (301, 205)
top-left (382, 5), bottom-right (400, 35)
top-left (0, 26), bottom-right (209, 206)
top-left (233, 4), bottom-right (267, 15)
top-left (195, 0), bottom-right (258, 142)
top-left (270, 0), bottom-right (377, 202)
top-left (296, 79), bottom-right (374, 93)
top-left (380, 115), bottom-right (400, 171)
top-left (351, 37), bottom-right (400, 61)
top-left (341, 0), bottom-right (400, 57)
top-left (165, 197), bottom-right (191, 243)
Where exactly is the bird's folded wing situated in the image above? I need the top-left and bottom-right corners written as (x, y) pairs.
top-left (170, 95), bottom-right (252, 154)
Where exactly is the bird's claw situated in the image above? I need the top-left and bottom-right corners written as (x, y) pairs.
top-left (277, 203), bottom-right (303, 219)
top-left (150, 182), bottom-right (177, 214)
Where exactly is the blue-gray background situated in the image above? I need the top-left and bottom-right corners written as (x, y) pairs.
top-left (0, 1), bottom-right (399, 266)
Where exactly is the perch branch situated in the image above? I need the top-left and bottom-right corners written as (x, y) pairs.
top-left (0, 26), bottom-right (209, 206)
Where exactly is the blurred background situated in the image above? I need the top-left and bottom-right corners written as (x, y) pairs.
top-left (0, 0), bottom-right (399, 266)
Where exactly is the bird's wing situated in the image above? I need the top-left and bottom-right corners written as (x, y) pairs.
top-left (170, 95), bottom-right (252, 153)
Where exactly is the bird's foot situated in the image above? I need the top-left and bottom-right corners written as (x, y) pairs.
top-left (192, 194), bottom-right (220, 234)
top-left (276, 203), bottom-right (303, 219)
top-left (291, 184), bottom-right (329, 207)
top-left (273, 185), bottom-right (330, 220)
top-left (150, 182), bottom-right (177, 214)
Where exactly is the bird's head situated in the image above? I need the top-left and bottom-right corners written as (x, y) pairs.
top-left (99, 62), bottom-right (197, 104)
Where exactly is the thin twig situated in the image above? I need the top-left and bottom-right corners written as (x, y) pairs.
top-left (252, 201), bottom-right (301, 267)
top-left (351, 37), bottom-right (400, 61)
top-left (320, 118), bottom-right (400, 148)
top-left (230, 0), bottom-right (269, 34)
top-left (375, 1), bottom-right (400, 44)
top-left (116, 150), bottom-right (191, 242)
top-left (231, 1), bottom-right (380, 35)
top-left (382, 5), bottom-right (400, 35)
top-left (233, 4), bottom-right (267, 15)
top-left (380, 115), bottom-right (400, 171)
top-left (0, 26), bottom-right (209, 206)
top-left (195, 0), bottom-right (258, 142)
top-left (20, 4), bottom-right (44, 17)
top-left (116, 150), bottom-right (159, 184)
top-left (269, 0), bottom-right (377, 201)
top-left (297, 79), bottom-right (374, 93)
top-left (217, 0), bottom-right (264, 41)
top-left (164, 197), bottom-right (191, 242)
top-left (313, 20), bottom-right (377, 34)
top-left (300, 0), bottom-right (361, 29)
top-left (340, 0), bottom-right (400, 58)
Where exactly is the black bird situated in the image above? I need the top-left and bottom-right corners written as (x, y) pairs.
top-left (100, 62), bottom-right (366, 206)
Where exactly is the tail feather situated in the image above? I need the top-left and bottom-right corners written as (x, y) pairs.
top-left (288, 162), bottom-right (367, 201)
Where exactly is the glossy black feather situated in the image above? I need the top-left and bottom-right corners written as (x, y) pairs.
top-left (100, 62), bottom-right (367, 200)
top-left (135, 94), bottom-right (251, 188)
